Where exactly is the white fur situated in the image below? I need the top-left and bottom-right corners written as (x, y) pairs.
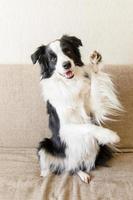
top-left (88, 64), bottom-right (122, 124)
top-left (39, 149), bottom-right (65, 176)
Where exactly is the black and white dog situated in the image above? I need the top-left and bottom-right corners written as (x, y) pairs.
top-left (31, 35), bottom-right (121, 183)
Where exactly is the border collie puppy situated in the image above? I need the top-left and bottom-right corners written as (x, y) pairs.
top-left (31, 35), bottom-right (121, 183)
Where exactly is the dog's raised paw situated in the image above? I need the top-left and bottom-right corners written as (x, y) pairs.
top-left (102, 130), bottom-right (120, 145)
top-left (90, 51), bottom-right (102, 65)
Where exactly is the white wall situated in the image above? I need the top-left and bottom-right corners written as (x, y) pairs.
top-left (0, 0), bottom-right (133, 64)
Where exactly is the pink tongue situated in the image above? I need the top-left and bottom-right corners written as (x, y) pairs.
top-left (65, 71), bottom-right (74, 78)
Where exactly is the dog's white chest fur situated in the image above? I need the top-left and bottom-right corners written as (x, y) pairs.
top-left (41, 69), bottom-right (91, 125)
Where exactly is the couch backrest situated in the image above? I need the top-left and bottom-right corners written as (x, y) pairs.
top-left (0, 65), bottom-right (133, 148)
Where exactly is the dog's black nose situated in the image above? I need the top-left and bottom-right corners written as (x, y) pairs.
top-left (63, 61), bottom-right (71, 69)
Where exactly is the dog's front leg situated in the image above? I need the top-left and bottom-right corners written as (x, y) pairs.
top-left (38, 149), bottom-right (50, 177)
top-left (61, 123), bottom-right (120, 145)
top-left (89, 124), bottom-right (120, 145)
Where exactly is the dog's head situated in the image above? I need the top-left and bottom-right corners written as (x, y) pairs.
top-left (31, 35), bottom-right (84, 79)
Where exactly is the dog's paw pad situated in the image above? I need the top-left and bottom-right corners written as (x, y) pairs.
top-left (90, 51), bottom-right (102, 65)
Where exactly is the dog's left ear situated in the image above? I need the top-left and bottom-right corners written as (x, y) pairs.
top-left (31, 45), bottom-right (46, 64)
top-left (69, 36), bottom-right (82, 47)
top-left (61, 35), bottom-right (82, 47)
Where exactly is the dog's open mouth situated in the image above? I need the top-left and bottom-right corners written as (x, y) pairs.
top-left (64, 70), bottom-right (74, 79)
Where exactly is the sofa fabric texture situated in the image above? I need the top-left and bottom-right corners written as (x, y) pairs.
top-left (0, 65), bottom-right (133, 200)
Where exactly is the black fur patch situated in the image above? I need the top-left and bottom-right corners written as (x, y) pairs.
top-left (47, 100), bottom-right (60, 135)
top-left (31, 45), bottom-right (57, 79)
top-left (95, 145), bottom-right (115, 167)
top-left (38, 101), bottom-right (66, 158)
top-left (60, 35), bottom-right (84, 67)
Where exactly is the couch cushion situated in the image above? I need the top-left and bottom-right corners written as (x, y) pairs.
top-left (104, 65), bottom-right (133, 148)
top-left (0, 147), bottom-right (133, 200)
top-left (0, 64), bottom-right (133, 148)
top-left (0, 65), bottom-right (50, 148)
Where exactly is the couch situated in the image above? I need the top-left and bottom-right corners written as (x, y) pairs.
top-left (0, 64), bottom-right (133, 200)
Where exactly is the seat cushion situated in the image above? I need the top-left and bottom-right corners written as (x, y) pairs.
top-left (0, 147), bottom-right (133, 200)
top-left (104, 65), bottom-right (133, 149)
top-left (0, 65), bottom-right (50, 148)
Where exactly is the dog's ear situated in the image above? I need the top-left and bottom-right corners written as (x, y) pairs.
top-left (31, 45), bottom-right (46, 64)
top-left (61, 35), bottom-right (82, 47)
top-left (31, 45), bottom-right (51, 78)
top-left (69, 36), bottom-right (82, 47)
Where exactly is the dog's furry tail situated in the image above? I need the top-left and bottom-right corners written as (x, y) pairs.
top-left (95, 144), bottom-right (119, 167)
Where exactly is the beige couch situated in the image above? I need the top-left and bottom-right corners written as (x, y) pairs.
top-left (0, 64), bottom-right (133, 200)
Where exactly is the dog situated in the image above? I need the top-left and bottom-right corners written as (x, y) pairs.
top-left (31, 35), bottom-right (122, 183)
